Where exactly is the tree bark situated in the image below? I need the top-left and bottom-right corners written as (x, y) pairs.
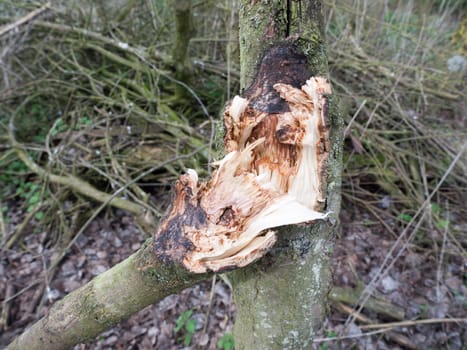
top-left (230, 1), bottom-right (343, 349)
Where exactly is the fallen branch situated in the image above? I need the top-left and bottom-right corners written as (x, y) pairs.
top-left (335, 302), bottom-right (419, 350)
top-left (360, 317), bottom-right (467, 330)
top-left (0, 3), bottom-right (50, 38)
top-left (0, 284), bottom-right (14, 332)
top-left (329, 286), bottom-right (405, 320)
top-left (16, 19), bottom-right (232, 80)
top-left (13, 147), bottom-right (148, 220)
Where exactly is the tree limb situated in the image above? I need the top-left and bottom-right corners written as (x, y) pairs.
top-left (6, 242), bottom-right (208, 350)
top-left (0, 3), bottom-right (50, 38)
top-left (13, 147), bottom-right (149, 221)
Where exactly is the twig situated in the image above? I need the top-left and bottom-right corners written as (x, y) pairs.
top-left (344, 142), bottom-right (467, 328)
top-left (360, 317), bottom-right (467, 330)
top-left (331, 46), bottom-right (460, 100)
top-left (0, 199), bottom-right (6, 243)
top-left (0, 3), bottom-right (50, 38)
top-left (201, 275), bottom-right (217, 334)
top-left (335, 303), bottom-right (419, 350)
top-left (436, 201), bottom-right (449, 302)
top-left (343, 99), bottom-right (366, 137)
top-left (4, 202), bottom-right (47, 250)
top-left (313, 327), bottom-right (393, 343)
top-left (0, 284), bottom-right (15, 331)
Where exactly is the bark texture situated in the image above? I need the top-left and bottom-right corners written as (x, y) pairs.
top-left (6, 242), bottom-right (207, 350)
top-left (230, 1), bottom-right (343, 349)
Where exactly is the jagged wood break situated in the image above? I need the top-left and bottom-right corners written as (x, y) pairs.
top-left (154, 51), bottom-right (331, 273)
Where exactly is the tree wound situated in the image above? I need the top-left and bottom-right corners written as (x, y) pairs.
top-left (153, 46), bottom-right (331, 273)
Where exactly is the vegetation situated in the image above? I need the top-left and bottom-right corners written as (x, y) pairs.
top-left (174, 310), bottom-right (197, 346)
top-left (0, 0), bottom-right (465, 348)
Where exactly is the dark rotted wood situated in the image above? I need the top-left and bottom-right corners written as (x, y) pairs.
top-left (153, 177), bottom-right (203, 265)
top-left (242, 44), bottom-right (310, 113)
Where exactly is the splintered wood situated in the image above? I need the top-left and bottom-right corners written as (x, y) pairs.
top-left (154, 77), bottom-right (331, 273)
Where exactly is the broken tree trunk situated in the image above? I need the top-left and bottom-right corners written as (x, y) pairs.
top-left (229, 1), bottom-right (343, 349)
top-left (152, 74), bottom-right (331, 274)
top-left (7, 1), bottom-right (342, 349)
top-left (7, 70), bottom-right (336, 348)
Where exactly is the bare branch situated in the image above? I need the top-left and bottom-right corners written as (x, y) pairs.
top-left (0, 3), bottom-right (50, 38)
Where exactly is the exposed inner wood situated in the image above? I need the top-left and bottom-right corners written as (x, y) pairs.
top-left (153, 74), bottom-right (331, 273)
top-left (225, 76), bottom-right (331, 210)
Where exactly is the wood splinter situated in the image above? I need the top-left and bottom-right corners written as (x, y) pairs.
top-left (153, 72), bottom-right (332, 273)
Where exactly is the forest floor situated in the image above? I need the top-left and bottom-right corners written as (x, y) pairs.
top-left (1, 200), bottom-right (465, 350)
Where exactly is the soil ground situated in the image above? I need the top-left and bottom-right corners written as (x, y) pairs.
top-left (1, 200), bottom-right (465, 350)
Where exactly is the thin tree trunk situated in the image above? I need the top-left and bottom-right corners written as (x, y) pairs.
top-left (172, 0), bottom-right (194, 98)
top-left (230, 1), bottom-right (343, 349)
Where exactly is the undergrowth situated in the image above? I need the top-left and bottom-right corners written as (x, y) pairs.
top-left (326, 0), bottom-right (465, 251)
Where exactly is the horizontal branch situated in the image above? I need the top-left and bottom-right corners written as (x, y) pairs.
top-left (0, 3), bottom-right (50, 38)
top-left (21, 20), bottom-right (235, 79)
top-left (6, 241), bottom-right (208, 350)
top-left (14, 147), bottom-right (147, 218)
top-left (329, 286), bottom-right (405, 321)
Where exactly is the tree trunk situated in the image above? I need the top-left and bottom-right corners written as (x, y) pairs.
top-left (230, 1), bottom-right (343, 349)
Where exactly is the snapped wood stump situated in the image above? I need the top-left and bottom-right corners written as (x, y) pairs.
top-left (153, 44), bottom-right (332, 273)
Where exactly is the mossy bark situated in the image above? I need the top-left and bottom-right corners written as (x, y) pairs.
top-left (6, 241), bottom-right (207, 350)
top-left (230, 1), bottom-right (343, 349)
